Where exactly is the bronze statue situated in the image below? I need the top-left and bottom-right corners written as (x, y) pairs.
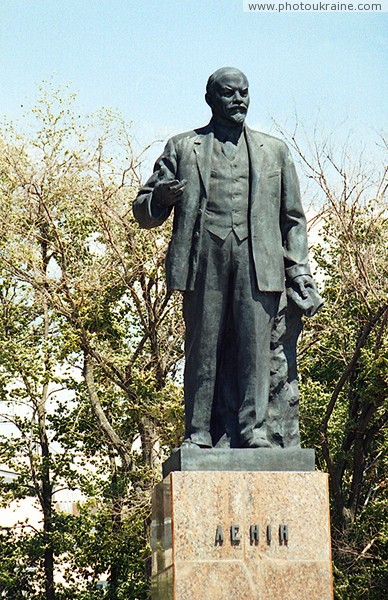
top-left (134, 67), bottom-right (322, 449)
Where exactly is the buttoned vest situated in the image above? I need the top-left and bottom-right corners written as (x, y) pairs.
top-left (204, 135), bottom-right (250, 241)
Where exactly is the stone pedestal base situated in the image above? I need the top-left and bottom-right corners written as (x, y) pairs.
top-left (151, 471), bottom-right (333, 599)
top-left (163, 447), bottom-right (315, 477)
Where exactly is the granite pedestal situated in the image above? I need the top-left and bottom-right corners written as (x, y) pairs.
top-left (151, 449), bottom-right (333, 599)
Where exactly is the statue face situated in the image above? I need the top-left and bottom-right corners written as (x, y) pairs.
top-left (206, 70), bottom-right (250, 127)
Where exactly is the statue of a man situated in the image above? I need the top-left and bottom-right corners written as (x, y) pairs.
top-left (133, 67), bottom-right (317, 449)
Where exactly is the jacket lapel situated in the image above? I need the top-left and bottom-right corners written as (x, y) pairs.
top-left (193, 123), bottom-right (214, 196)
top-left (245, 126), bottom-right (265, 202)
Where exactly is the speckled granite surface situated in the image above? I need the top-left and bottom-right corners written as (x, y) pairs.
top-left (151, 471), bottom-right (333, 599)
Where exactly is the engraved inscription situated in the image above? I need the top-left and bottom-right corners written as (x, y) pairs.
top-left (215, 524), bottom-right (224, 545)
top-left (231, 524), bottom-right (241, 544)
top-left (214, 523), bottom-right (289, 546)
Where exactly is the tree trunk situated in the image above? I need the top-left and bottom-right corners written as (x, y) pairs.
top-left (39, 292), bottom-right (55, 600)
top-left (108, 454), bottom-right (123, 600)
top-left (83, 352), bottom-right (132, 471)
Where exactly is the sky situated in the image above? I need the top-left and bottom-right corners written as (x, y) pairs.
top-left (0, 0), bottom-right (387, 163)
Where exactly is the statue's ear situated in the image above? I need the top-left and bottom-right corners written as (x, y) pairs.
top-left (205, 93), bottom-right (212, 108)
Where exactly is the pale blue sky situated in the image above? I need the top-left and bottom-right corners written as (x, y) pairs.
top-left (0, 0), bottom-right (386, 155)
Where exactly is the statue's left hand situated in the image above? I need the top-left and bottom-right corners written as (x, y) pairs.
top-left (287, 275), bottom-right (324, 316)
top-left (292, 274), bottom-right (314, 300)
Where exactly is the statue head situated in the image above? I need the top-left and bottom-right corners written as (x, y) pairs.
top-left (205, 67), bottom-right (250, 127)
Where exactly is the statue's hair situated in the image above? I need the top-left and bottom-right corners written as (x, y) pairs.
top-left (206, 67), bottom-right (248, 97)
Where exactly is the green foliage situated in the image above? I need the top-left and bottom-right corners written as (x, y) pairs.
top-left (0, 84), bottom-right (386, 599)
top-left (0, 85), bottom-right (184, 598)
top-left (295, 144), bottom-right (387, 598)
top-left (331, 493), bottom-right (388, 599)
top-left (53, 506), bottom-right (150, 599)
top-left (0, 526), bottom-right (44, 599)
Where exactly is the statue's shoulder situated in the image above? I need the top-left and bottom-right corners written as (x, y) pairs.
top-left (168, 124), bottom-right (212, 146)
top-left (246, 127), bottom-right (287, 150)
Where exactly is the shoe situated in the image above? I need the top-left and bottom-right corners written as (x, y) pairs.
top-left (242, 437), bottom-right (272, 449)
top-left (181, 439), bottom-right (212, 449)
top-left (182, 432), bottom-right (213, 448)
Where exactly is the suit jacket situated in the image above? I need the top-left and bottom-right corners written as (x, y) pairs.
top-left (133, 122), bottom-right (311, 292)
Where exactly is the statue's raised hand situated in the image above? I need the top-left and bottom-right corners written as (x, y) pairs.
top-left (153, 178), bottom-right (187, 207)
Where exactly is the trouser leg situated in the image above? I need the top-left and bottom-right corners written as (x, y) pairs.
top-left (183, 231), bottom-right (280, 448)
top-left (230, 235), bottom-right (280, 446)
top-left (183, 231), bottom-right (230, 446)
